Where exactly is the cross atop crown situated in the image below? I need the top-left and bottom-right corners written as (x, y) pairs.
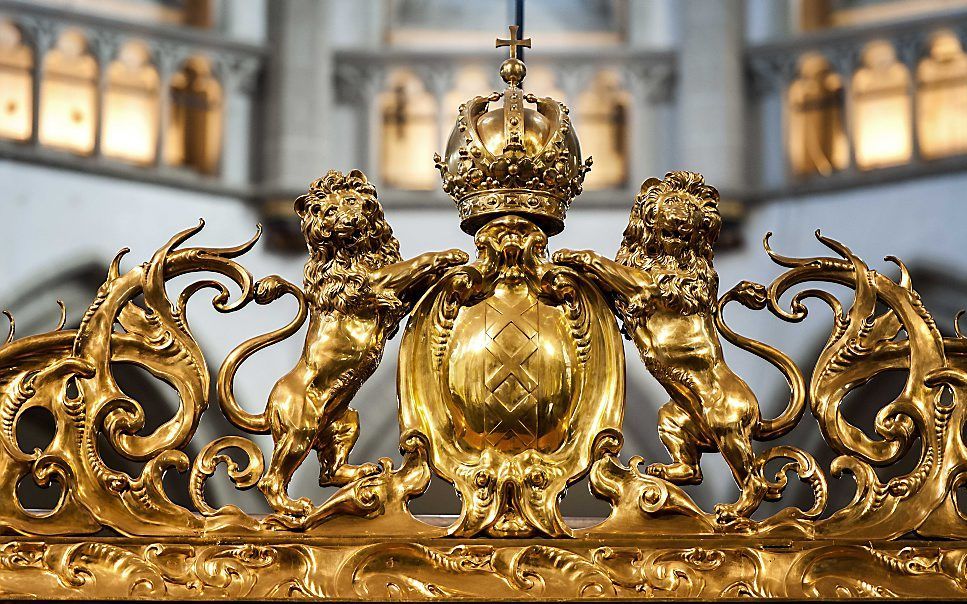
top-left (496, 25), bottom-right (531, 60)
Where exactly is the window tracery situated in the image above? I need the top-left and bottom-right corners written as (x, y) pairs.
top-left (917, 31), bottom-right (967, 159)
top-left (0, 20), bottom-right (32, 142)
top-left (39, 29), bottom-right (98, 155)
top-left (102, 41), bottom-right (159, 164)
top-left (852, 40), bottom-right (912, 170)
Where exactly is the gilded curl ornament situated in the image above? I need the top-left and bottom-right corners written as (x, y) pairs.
top-left (1, 26), bottom-right (967, 600)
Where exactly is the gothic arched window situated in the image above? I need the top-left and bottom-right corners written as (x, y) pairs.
top-left (917, 31), bottom-right (967, 159)
top-left (167, 56), bottom-right (221, 174)
top-left (852, 40), bottom-right (912, 170)
top-left (39, 29), bottom-right (97, 155)
top-left (787, 53), bottom-right (848, 177)
top-left (578, 69), bottom-right (628, 190)
top-left (102, 41), bottom-right (159, 164)
top-left (380, 69), bottom-right (437, 190)
top-left (0, 20), bottom-right (32, 142)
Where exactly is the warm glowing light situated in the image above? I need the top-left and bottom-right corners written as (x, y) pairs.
top-left (443, 66), bottom-right (491, 122)
top-left (103, 42), bottom-right (159, 164)
top-left (918, 31), bottom-right (967, 159)
top-left (578, 69), bottom-right (628, 190)
top-left (852, 41), bottom-right (912, 170)
top-left (0, 20), bottom-right (32, 141)
top-left (39, 30), bottom-right (97, 154)
top-left (787, 53), bottom-right (849, 176)
top-left (380, 69), bottom-right (437, 190)
top-left (167, 56), bottom-right (221, 174)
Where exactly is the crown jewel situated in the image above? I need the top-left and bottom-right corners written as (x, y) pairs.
top-left (434, 26), bottom-right (593, 236)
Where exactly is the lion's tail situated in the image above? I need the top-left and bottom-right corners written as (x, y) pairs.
top-left (217, 276), bottom-right (308, 434)
top-left (715, 282), bottom-right (807, 441)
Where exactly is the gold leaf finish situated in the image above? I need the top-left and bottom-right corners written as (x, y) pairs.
top-left (3, 539), bottom-right (967, 600)
top-left (0, 27), bottom-right (966, 600)
top-left (399, 215), bottom-right (624, 538)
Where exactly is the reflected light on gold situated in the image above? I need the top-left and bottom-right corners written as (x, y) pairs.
top-left (103, 42), bottom-right (159, 164)
top-left (39, 29), bottom-right (97, 154)
top-left (380, 69), bottom-right (437, 190)
top-left (852, 40), bottom-right (912, 170)
top-left (918, 31), bottom-right (967, 159)
top-left (0, 20), bottom-right (32, 141)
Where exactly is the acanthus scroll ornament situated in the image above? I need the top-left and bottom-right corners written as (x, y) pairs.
top-left (0, 25), bottom-right (966, 601)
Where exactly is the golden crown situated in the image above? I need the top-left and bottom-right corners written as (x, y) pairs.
top-left (434, 26), bottom-right (592, 236)
top-left (5, 22), bottom-right (967, 603)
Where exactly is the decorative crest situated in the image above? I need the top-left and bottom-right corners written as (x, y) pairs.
top-left (0, 29), bottom-right (966, 602)
top-left (435, 25), bottom-right (592, 235)
top-left (496, 24), bottom-right (531, 62)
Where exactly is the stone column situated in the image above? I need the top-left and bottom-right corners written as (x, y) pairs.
top-left (151, 42), bottom-right (180, 168)
top-left (334, 64), bottom-right (385, 179)
top-left (746, 0), bottom-right (790, 44)
top-left (22, 17), bottom-right (57, 147)
top-left (220, 55), bottom-right (261, 187)
top-left (89, 32), bottom-right (119, 159)
top-left (897, 34), bottom-right (924, 164)
top-left (625, 3), bottom-right (677, 186)
top-left (627, 0), bottom-right (678, 49)
top-left (678, 0), bottom-right (746, 192)
top-left (220, 0), bottom-right (268, 44)
top-left (748, 55), bottom-right (797, 188)
top-left (262, 0), bottom-right (335, 190)
top-left (624, 62), bottom-right (674, 187)
top-left (829, 48), bottom-right (860, 173)
top-left (418, 64), bottom-right (455, 157)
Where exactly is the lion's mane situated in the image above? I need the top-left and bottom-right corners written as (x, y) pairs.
top-left (295, 169), bottom-right (403, 316)
top-left (615, 171), bottom-right (722, 317)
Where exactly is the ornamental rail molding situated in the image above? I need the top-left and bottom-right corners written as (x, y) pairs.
top-left (1, 28), bottom-right (967, 601)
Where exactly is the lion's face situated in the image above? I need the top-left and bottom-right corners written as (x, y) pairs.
top-left (300, 188), bottom-right (385, 255)
top-left (616, 171), bottom-right (721, 315)
top-left (651, 192), bottom-right (706, 258)
top-left (296, 169), bottom-right (402, 314)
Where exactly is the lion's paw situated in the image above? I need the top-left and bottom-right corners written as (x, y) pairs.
top-left (645, 462), bottom-right (703, 485)
top-left (712, 502), bottom-right (754, 528)
top-left (552, 249), bottom-right (592, 267)
top-left (326, 461), bottom-right (383, 486)
top-left (443, 249), bottom-right (470, 266)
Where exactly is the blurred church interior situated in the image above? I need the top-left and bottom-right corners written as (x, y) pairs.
top-left (1, 0), bottom-right (966, 518)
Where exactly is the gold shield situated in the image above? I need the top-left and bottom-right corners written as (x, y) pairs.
top-left (398, 215), bottom-right (625, 537)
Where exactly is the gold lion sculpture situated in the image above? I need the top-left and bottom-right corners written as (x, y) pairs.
top-left (554, 171), bottom-right (804, 521)
top-left (219, 169), bottom-right (469, 516)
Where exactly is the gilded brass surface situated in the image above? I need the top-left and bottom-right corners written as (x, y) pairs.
top-left (398, 214), bottom-right (624, 538)
top-left (0, 27), bottom-right (966, 600)
top-left (1, 538), bottom-right (967, 600)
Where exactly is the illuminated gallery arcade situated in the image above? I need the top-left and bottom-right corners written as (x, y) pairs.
top-left (1, 0), bottom-right (967, 601)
